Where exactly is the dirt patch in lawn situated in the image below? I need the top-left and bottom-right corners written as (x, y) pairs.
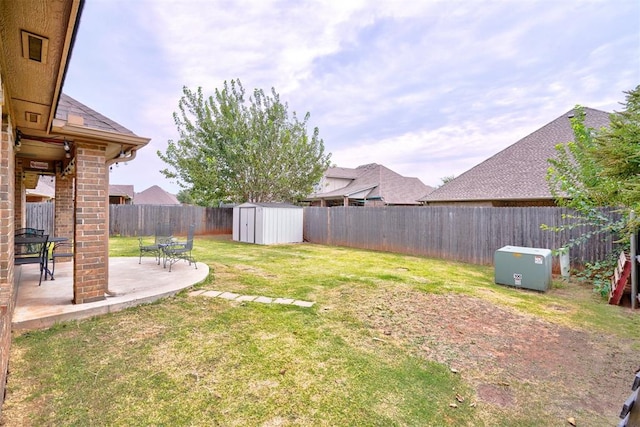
top-left (345, 286), bottom-right (638, 426)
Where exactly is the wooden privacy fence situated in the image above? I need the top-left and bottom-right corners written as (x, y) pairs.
top-left (26, 203), bottom-right (233, 237)
top-left (110, 205), bottom-right (233, 236)
top-left (27, 203), bottom-right (621, 267)
top-left (25, 203), bottom-right (54, 236)
top-left (303, 206), bottom-right (620, 267)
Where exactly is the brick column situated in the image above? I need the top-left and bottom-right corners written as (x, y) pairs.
top-left (55, 173), bottom-right (74, 240)
top-left (73, 143), bottom-right (108, 304)
top-left (0, 117), bottom-right (16, 306)
top-left (0, 111), bottom-right (16, 406)
top-left (13, 159), bottom-right (24, 229)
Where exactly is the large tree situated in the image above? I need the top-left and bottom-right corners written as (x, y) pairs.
top-left (158, 79), bottom-right (331, 206)
top-left (592, 86), bottom-right (640, 216)
top-left (545, 86), bottom-right (639, 294)
top-left (548, 86), bottom-right (640, 213)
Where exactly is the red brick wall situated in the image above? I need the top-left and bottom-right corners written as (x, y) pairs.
top-left (73, 143), bottom-right (108, 304)
top-left (0, 113), bottom-right (17, 407)
top-left (13, 159), bottom-right (24, 229)
top-left (55, 173), bottom-right (74, 240)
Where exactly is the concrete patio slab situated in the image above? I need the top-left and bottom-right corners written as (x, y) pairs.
top-left (13, 257), bottom-right (210, 331)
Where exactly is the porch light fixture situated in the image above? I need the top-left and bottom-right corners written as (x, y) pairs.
top-left (14, 130), bottom-right (22, 150)
top-left (118, 147), bottom-right (126, 158)
top-left (63, 139), bottom-right (71, 158)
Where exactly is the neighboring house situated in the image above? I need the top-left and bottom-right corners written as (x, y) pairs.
top-left (420, 107), bottom-right (612, 207)
top-left (134, 185), bottom-right (180, 205)
top-left (109, 185), bottom-right (134, 205)
top-left (26, 176), bottom-right (56, 203)
top-left (306, 163), bottom-right (433, 207)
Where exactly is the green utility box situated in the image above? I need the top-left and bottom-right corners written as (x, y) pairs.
top-left (494, 246), bottom-right (552, 292)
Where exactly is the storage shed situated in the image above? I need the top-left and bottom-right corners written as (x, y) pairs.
top-left (232, 203), bottom-right (303, 245)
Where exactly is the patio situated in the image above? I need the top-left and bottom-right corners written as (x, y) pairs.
top-left (13, 257), bottom-right (209, 331)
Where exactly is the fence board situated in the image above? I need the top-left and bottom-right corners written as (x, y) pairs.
top-left (303, 206), bottom-right (621, 268)
top-left (25, 203), bottom-right (233, 237)
top-left (27, 203), bottom-right (620, 268)
top-left (109, 205), bottom-right (233, 236)
top-left (25, 203), bottom-right (54, 236)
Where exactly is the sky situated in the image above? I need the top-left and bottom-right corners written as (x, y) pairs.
top-left (62, 0), bottom-right (640, 195)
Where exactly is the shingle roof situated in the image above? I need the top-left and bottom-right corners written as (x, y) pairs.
top-left (420, 107), bottom-right (611, 202)
top-left (325, 166), bottom-right (360, 179)
top-left (134, 185), bottom-right (180, 205)
top-left (310, 163), bottom-right (433, 205)
top-left (26, 176), bottom-right (55, 199)
top-left (56, 93), bottom-right (136, 135)
top-left (109, 185), bottom-right (134, 199)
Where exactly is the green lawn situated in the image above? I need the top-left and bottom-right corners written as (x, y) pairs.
top-left (2, 236), bottom-right (638, 426)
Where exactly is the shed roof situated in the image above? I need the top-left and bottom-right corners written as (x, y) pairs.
top-left (237, 202), bottom-right (302, 209)
top-left (420, 107), bottom-right (612, 203)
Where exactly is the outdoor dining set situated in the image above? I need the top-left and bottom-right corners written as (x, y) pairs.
top-left (14, 223), bottom-right (197, 287)
top-left (14, 228), bottom-right (72, 286)
top-left (138, 223), bottom-right (197, 272)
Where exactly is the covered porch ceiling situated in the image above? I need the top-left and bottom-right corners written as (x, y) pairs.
top-left (0, 0), bottom-right (148, 188)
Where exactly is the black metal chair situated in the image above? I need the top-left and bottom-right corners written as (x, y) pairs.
top-left (139, 223), bottom-right (173, 265)
top-left (15, 228), bottom-right (44, 236)
top-left (49, 240), bottom-right (73, 280)
top-left (162, 224), bottom-right (197, 272)
top-left (14, 234), bottom-right (49, 285)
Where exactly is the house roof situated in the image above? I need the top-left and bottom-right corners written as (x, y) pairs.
top-left (134, 185), bottom-right (180, 205)
top-left (310, 163), bottom-right (434, 205)
top-left (325, 166), bottom-right (360, 179)
top-left (420, 107), bottom-right (612, 203)
top-left (109, 185), bottom-right (134, 199)
top-left (55, 94), bottom-right (136, 135)
top-left (26, 176), bottom-right (55, 200)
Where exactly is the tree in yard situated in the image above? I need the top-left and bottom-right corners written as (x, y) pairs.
top-left (437, 174), bottom-right (455, 188)
top-left (158, 79), bottom-right (331, 206)
top-left (176, 189), bottom-right (195, 205)
top-left (591, 85), bottom-right (640, 219)
top-left (545, 86), bottom-right (640, 294)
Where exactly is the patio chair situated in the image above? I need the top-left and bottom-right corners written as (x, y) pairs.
top-left (139, 223), bottom-right (173, 265)
top-left (162, 224), bottom-right (197, 272)
top-left (14, 234), bottom-right (49, 286)
top-left (15, 227), bottom-right (44, 236)
top-left (49, 240), bottom-right (73, 280)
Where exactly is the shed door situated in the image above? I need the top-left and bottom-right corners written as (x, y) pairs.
top-left (239, 207), bottom-right (256, 243)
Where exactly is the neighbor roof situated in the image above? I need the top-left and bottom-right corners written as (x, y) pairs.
top-left (109, 185), bottom-right (134, 200)
top-left (56, 93), bottom-right (136, 135)
top-left (325, 166), bottom-right (360, 179)
top-left (26, 176), bottom-right (55, 200)
top-left (310, 163), bottom-right (433, 205)
top-left (134, 185), bottom-right (180, 205)
top-left (420, 107), bottom-right (612, 203)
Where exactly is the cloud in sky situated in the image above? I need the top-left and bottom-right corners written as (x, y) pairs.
top-left (62, 0), bottom-right (639, 194)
